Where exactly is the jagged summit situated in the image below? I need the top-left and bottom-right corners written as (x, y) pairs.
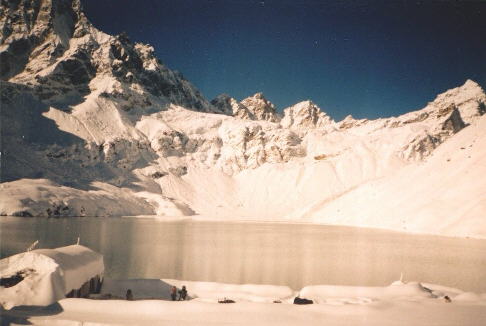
top-left (281, 100), bottom-right (333, 130)
top-left (429, 79), bottom-right (486, 124)
top-left (211, 92), bottom-right (281, 122)
top-left (0, 0), bottom-right (215, 113)
top-left (252, 92), bottom-right (265, 100)
top-left (240, 92), bottom-right (280, 122)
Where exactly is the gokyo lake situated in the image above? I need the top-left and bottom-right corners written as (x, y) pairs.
top-left (1, 217), bottom-right (486, 292)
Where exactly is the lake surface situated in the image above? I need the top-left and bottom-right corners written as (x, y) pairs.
top-left (1, 217), bottom-right (486, 291)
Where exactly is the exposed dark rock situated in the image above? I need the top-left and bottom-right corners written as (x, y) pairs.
top-left (0, 269), bottom-right (35, 288)
top-left (478, 101), bottom-right (486, 115)
top-left (151, 171), bottom-right (167, 179)
top-left (169, 166), bottom-right (187, 177)
top-left (11, 210), bottom-right (33, 217)
top-left (293, 297), bottom-right (313, 305)
top-left (442, 107), bottom-right (466, 133)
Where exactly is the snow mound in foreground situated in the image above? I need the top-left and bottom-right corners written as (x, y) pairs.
top-left (300, 281), bottom-right (438, 304)
top-left (100, 278), bottom-right (485, 305)
top-left (0, 245), bottom-right (104, 309)
top-left (2, 277), bottom-right (486, 325)
top-left (101, 279), bottom-right (294, 303)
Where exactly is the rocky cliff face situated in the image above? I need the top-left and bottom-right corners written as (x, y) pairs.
top-left (210, 94), bottom-right (246, 116)
top-left (0, 0), bottom-right (215, 113)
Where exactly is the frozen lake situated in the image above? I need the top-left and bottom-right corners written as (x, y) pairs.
top-left (1, 217), bottom-right (486, 291)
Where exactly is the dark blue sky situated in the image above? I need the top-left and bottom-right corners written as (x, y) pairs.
top-left (81, 0), bottom-right (486, 120)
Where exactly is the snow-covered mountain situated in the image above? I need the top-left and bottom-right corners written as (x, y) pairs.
top-left (1, 0), bottom-right (485, 238)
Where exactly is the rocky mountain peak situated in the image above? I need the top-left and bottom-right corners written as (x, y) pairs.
top-left (253, 92), bottom-right (265, 100)
top-left (0, 0), bottom-right (215, 113)
top-left (462, 79), bottom-right (483, 90)
top-left (428, 79), bottom-right (486, 124)
top-left (240, 92), bottom-right (280, 122)
top-left (385, 81), bottom-right (486, 160)
top-left (281, 100), bottom-right (333, 130)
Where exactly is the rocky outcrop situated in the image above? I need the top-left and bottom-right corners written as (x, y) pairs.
top-left (211, 94), bottom-right (248, 116)
top-left (400, 106), bottom-right (467, 160)
top-left (212, 93), bottom-right (280, 122)
top-left (217, 120), bottom-right (304, 174)
top-left (337, 115), bottom-right (369, 129)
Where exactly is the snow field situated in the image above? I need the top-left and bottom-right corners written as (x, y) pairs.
top-left (2, 278), bottom-right (486, 326)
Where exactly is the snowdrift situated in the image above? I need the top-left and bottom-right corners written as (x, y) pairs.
top-left (4, 278), bottom-right (480, 326)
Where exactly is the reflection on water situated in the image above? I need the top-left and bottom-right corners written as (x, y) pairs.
top-left (1, 217), bottom-right (486, 291)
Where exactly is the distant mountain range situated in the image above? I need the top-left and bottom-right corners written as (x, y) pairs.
top-left (1, 0), bottom-right (485, 238)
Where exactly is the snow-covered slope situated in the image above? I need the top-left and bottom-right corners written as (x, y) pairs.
top-left (1, 0), bottom-right (485, 238)
top-left (299, 114), bottom-right (486, 238)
